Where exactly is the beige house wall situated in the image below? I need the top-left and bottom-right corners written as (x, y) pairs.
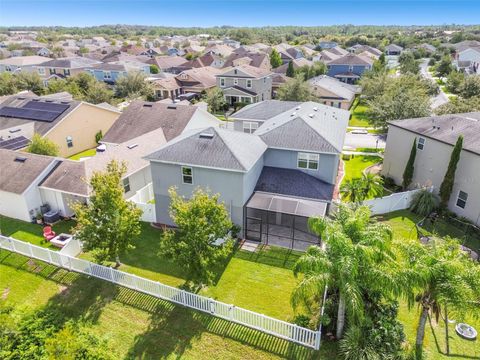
top-left (45, 103), bottom-right (119, 157)
top-left (310, 87), bottom-right (352, 110)
top-left (382, 125), bottom-right (480, 225)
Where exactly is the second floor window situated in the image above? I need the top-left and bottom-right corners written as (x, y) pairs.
top-left (38, 68), bottom-right (45, 75)
top-left (122, 177), bottom-right (131, 193)
top-left (49, 68), bottom-right (56, 75)
top-left (234, 78), bottom-right (238, 85)
top-left (417, 137), bottom-right (426, 150)
top-left (66, 136), bottom-right (73, 148)
top-left (182, 166), bottom-right (193, 184)
top-left (243, 121), bottom-right (258, 134)
top-left (456, 190), bottom-right (468, 209)
top-left (246, 79), bottom-right (252, 88)
top-left (64, 69), bottom-right (70, 76)
top-left (220, 78), bottom-right (225, 87)
top-left (104, 71), bottom-right (111, 79)
top-left (298, 152), bottom-right (319, 170)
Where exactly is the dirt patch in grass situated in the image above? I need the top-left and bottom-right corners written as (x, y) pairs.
top-left (58, 285), bottom-right (70, 296)
top-left (27, 259), bottom-right (42, 273)
top-left (2, 287), bottom-right (10, 300)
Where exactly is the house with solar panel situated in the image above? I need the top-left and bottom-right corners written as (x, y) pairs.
top-left (146, 101), bottom-right (349, 250)
top-left (0, 93), bottom-right (120, 157)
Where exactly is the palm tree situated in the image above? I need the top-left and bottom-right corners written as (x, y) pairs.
top-left (340, 178), bottom-right (365, 203)
top-left (341, 174), bottom-right (384, 203)
top-left (360, 173), bottom-right (383, 200)
top-left (292, 204), bottom-right (397, 339)
top-left (395, 237), bottom-right (480, 360)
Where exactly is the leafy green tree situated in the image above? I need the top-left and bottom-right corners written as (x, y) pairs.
top-left (435, 55), bottom-right (453, 77)
top-left (159, 187), bottom-right (234, 287)
top-left (358, 71), bottom-right (388, 100)
top-left (445, 70), bottom-right (465, 94)
top-left (395, 237), bottom-right (480, 360)
top-left (73, 160), bottom-right (142, 267)
top-left (292, 205), bottom-right (396, 339)
top-left (296, 62), bottom-right (327, 80)
top-left (204, 87), bottom-right (226, 113)
top-left (0, 72), bottom-right (18, 95)
top-left (286, 60), bottom-right (295, 77)
top-left (15, 71), bottom-right (44, 94)
top-left (277, 75), bottom-right (314, 101)
top-left (84, 81), bottom-right (114, 104)
top-left (115, 71), bottom-right (153, 100)
top-left (398, 51), bottom-right (420, 74)
top-left (26, 133), bottom-right (59, 156)
top-left (270, 48), bottom-right (282, 68)
top-left (459, 74), bottom-right (480, 98)
top-left (439, 135), bottom-right (463, 208)
top-left (402, 139), bottom-right (417, 190)
top-left (435, 96), bottom-right (480, 115)
top-left (149, 64), bottom-right (159, 74)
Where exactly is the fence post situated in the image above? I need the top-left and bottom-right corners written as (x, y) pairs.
top-left (10, 238), bottom-right (16, 252)
top-left (229, 305), bottom-right (234, 320)
top-left (293, 324), bottom-right (299, 341)
top-left (47, 250), bottom-right (53, 264)
top-left (88, 262), bottom-right (93, 276)
top-left (28, 243), bottom-right (33, 257)
top-left (181, 290), bottom-right (186, 305)
top-left (110, 267), bottom-right (115, 282)
top-left (314, 330), bottom-right (321, 350)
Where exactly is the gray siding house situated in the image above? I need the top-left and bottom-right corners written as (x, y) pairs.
top-left (382, 112), bottom-right (480, 225)
top-left (217, 65), bottom-right (273, 106)
top-left (146, 101), bottom-right (350, 250)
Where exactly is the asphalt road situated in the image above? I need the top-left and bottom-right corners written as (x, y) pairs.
top-left (420, 59), bottom-right (449, 109)
top-left (344, 132), bottom-right (386, 149)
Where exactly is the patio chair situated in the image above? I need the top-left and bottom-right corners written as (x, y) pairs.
top-left (43, 226), bottom-right (56, 241)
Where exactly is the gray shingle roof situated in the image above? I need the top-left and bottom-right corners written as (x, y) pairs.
top-left (40, 57), bottom-right (101, 68)
top-left (255, 166), bottom-right (334, 201)
top-left (146, 127), bottom-right (267, 172)
top-left (39, 160), bottom-right (88, 196)
top-left (308, 75), bottom-right (360, 101)
top-left (231, 100), bottom-right (302, 121)
top-left (328, 53), bottom-right (373, 66)
top-left (388, 112), bottom-right (480, 155)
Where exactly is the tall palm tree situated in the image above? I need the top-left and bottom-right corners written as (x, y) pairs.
top-left (395, 237), bottom-right (480, 360)
top-left (360, 173), bottom-right (384, 200)
top-left (292, 204), bottom-right (398, 339)
top-left (340, 178), bottom-right (365, 203)
top-left (341, 174), bottom-right (384, 203)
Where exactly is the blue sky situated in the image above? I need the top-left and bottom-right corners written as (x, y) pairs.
top-left (0, 0), bottom-right (479, 27)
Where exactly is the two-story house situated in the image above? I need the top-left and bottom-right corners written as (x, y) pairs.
top-left (217, 65), bottom-right (273, 105)
top-left (86, 60), bottom-right (151, 84)
top-left (0, 55), bottom-right (50, 73)
top-left (146, 101), bottom-right (349, 250)
top-left (35, 57), bottom-right (102, 80)
top-left (326, 53), bottom-right (373, 84)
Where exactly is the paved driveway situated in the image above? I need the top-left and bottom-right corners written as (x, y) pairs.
top-left (344, 132), bottom-right (386, 149)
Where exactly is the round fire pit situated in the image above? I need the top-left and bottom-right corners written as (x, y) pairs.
top-left (455, 323), bottom-right (477, 340)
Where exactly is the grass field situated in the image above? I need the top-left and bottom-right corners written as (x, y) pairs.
top-left (68, 148), bottom-right (97, 160)
top-left (342, 155), bottom-right (382, 182)
top-left (349, 99), bottom-right (372, 127)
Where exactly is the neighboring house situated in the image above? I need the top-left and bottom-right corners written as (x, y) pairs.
top-left (308, 75), bottom-right (360, 109)
top-left (271, 73), bottom-right (290, 95)
top-left (174, 66), bottom-right (223, 94)
top-left (86, 60), bottom-right (151, 84)
top-left (146, 100), bottom-right (349, 248)
top-left (382, 112), bottom-right (480, 225)
top-left (385, 44), bottom-right (404, 56)
top-left (417, 43), bottom-right (437, 54)
top-left (347, 44), bottom-right (382, 58)
top-left (454, 46), bottom-right (480, 74)
top-left (273, 43), bottom-right (304, 64)
top-left (223, 49), bottom-right (271, 71)
top-left (205, 44), bottom-right (234, 58)
top-left (184, 52), bottom-right (225, 69)
top-left (0, 55), bottom-right (50, 73)
top-left (217, 65), bottom-right (273, 105)
top-left (317, 41), bottom-right (338, 49)
top-left (326, 53), bottom-right (373, 84)
top-left (272, 58), bottom-right (313, 74)
top-left (0, 94), bottom-right (120, 157)
top-left (35, 57), bottom-right (102, 78)
top-left (149, 55), bottom-right (189, 74)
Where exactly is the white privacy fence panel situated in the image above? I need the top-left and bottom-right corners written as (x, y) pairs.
top-left (0, 235), bottom-right (321, 350)
top-left (59, 239), bottom-right (83, 257)
top-left (362, 187), bottom-right (433, 215)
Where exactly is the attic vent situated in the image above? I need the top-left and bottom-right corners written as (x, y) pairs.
top-left (18, 97), bottom-right (25, 100)
top-left (295, 106), bottom-right (301, 110)
top-left (45, 100), bottom-right (54, 103)
top-left (290, 112), bottom-right (296, 117)
top-left (143, 103), bottom-right (153, 107)
top-left (60, 101), bottom-right (70, 104)
top-left (309, 113), bottom-right (314, 118)
top-left (9, 128), bottom-right (21, 133)
top-left (32, 98), bottom-right (40, 102)
top-left (14, 156), bottom-right (27, 162)
top-left (199, 132), bottom-right (214, 139)
top-left (313, 107), bottom-right (318, 111)
top-left (127, 143), bottom-right (138, 149)
top-left (167, 104), bottom-right (177, 109)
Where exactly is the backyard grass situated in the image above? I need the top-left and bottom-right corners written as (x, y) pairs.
top-left (342, 155), bottom-right (382, 182)
top-left (0, 251), bottom-right (337, 359)
top-left (349, 99), bottom-right (372, 127)
top-left (68, 148), bottom-right (96, 160)
top-left (0, 215), bottom-right (75, 249)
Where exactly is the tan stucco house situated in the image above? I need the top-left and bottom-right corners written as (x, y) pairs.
top-left (382, 112), bottom-right (480, 225)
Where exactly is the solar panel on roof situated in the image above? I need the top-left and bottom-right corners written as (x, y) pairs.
top-left (0, 136), bottom-right (30, 150)
top-left (0, 100), bottom-right (70, 123)
top-left (22, 101), bottom-right (69, 113)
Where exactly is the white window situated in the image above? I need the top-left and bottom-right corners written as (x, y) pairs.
top-left (63, 69), bottom-right (70, 76)
top-left (297, 152), bottom-right (319, 170)
top-left (37, 67), bottom-right (45, 75)
top-left (104, 71), bottom-right (111, 79)
top-left (122, 177), bottom-right (131, 193)
top-left (234, 78), bottom-right (238, 85)
top-left (182, 166), bottom-right (193, 184)
top-left (66, 136), bottom-right (73, 148)
top-left (456, 190), bottom-right (468, 209)
top-left (220, 78), bottom-right (225, 87)
top-left (417, 137), bottom-right (426, 150)
top-left (243, 121), bottom-right (258, 134)
top-left (246, 79), bottom-right (252, 88)
top-left (348, 65), bottom-right (354, 72)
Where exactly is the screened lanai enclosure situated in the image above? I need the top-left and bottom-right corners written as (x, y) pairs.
top-left (244, 192), bottom-right (328, 251)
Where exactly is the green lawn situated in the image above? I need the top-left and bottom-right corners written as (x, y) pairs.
top-left (0, 215), bottom-right (76, 250)
top-left (68, 148), bottom-right (96, 160)
top-left (379, 210), bottom-right (480, 359)
top-left (342, 155), bottom-right (382, 182)
top-left (349, 100), bottom-right (372, 127)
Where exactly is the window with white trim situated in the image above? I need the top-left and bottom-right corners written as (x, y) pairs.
top-left (104, 71), bottom-right (112, 79)
top-left (122, 177), bottom-right (131, 193)
top-left (417, 137), bottom-right (426, 150)
top-left (220, 78), bottom-right (225, 87)
top-left (246, 79), bottom-right (252, 88)
top-left (297, 152), bottom-right (319, 170)
top-left (66, 136), bottom-right (73, 148)
top-left (234, 78), bottom-right (238, 85)
top-left (348, 65), bottom-right (354, 72)
top-left (243, 121), bottom-right (258, 134)
top-left (63, 69), bottom-right (70, 76)
top-left (456, 190), bottom-right (468, 209)
top-left (182, 166), bottom-right (193, 184)
top-left (37, 67), bottom-right (45, 75)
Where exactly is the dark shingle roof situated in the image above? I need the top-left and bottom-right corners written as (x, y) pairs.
top-left (231, 100), bottom-right (301, 121)
top-left (255, 166), bottom-right (334, 201)
top-left (388, 112), bottom-right (480, 155)
top-left (39, 160), bottom-right (88, 196)
top-left (101, 101), bottom-right (198, 144)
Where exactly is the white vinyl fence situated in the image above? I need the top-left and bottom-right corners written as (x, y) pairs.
top-left (0, 235), bottom-right (321, 350)
top-left (362, 187), bottom-right (433, 215)
top-left (129, 183), bottom-right (156, 222)
top-left (59, 239), bottom-right (82, 257)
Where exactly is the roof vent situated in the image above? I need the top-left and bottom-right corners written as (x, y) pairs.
top-left (127, 143), bottom-right (138, 149)
top-left (290, 112), bottom-right (296, 117)
top-left (199, 132), bottom-right (214, 139)
top-left (14, 156), bottom-right (27, 162)
top-left (143, 103), bottom-right (153, 107)
top-left (167, 104), bottom-right (177, 109)
top-left (18, 97), bottom-right (25, 100)
top-left (32, 98), bottom-right (40, 102)
top-left (295, 106), bottom-right (301, 110)
top-left (45, 100), bottom-right (54, 103)
top-left (9, 128), bottom-right (21, 133)
top-left (313, 107), bottom-right (318, 111)
top-left (60, 101), bottom-right (70, 104)
top-left (309, 113), bottom-right (314, 118)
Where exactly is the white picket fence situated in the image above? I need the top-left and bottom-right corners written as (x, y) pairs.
top-left (362, 187), bottom-right (433, 215)
top-left (0, 235), bottom-right (321, 349)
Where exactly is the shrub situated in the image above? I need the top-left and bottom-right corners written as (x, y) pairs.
top-left (410, 189), bottom-right (438, 216)
top-left (95, 130), bottom-right (103, 144)
top-left (292, 314), bottom-right (311, 328)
